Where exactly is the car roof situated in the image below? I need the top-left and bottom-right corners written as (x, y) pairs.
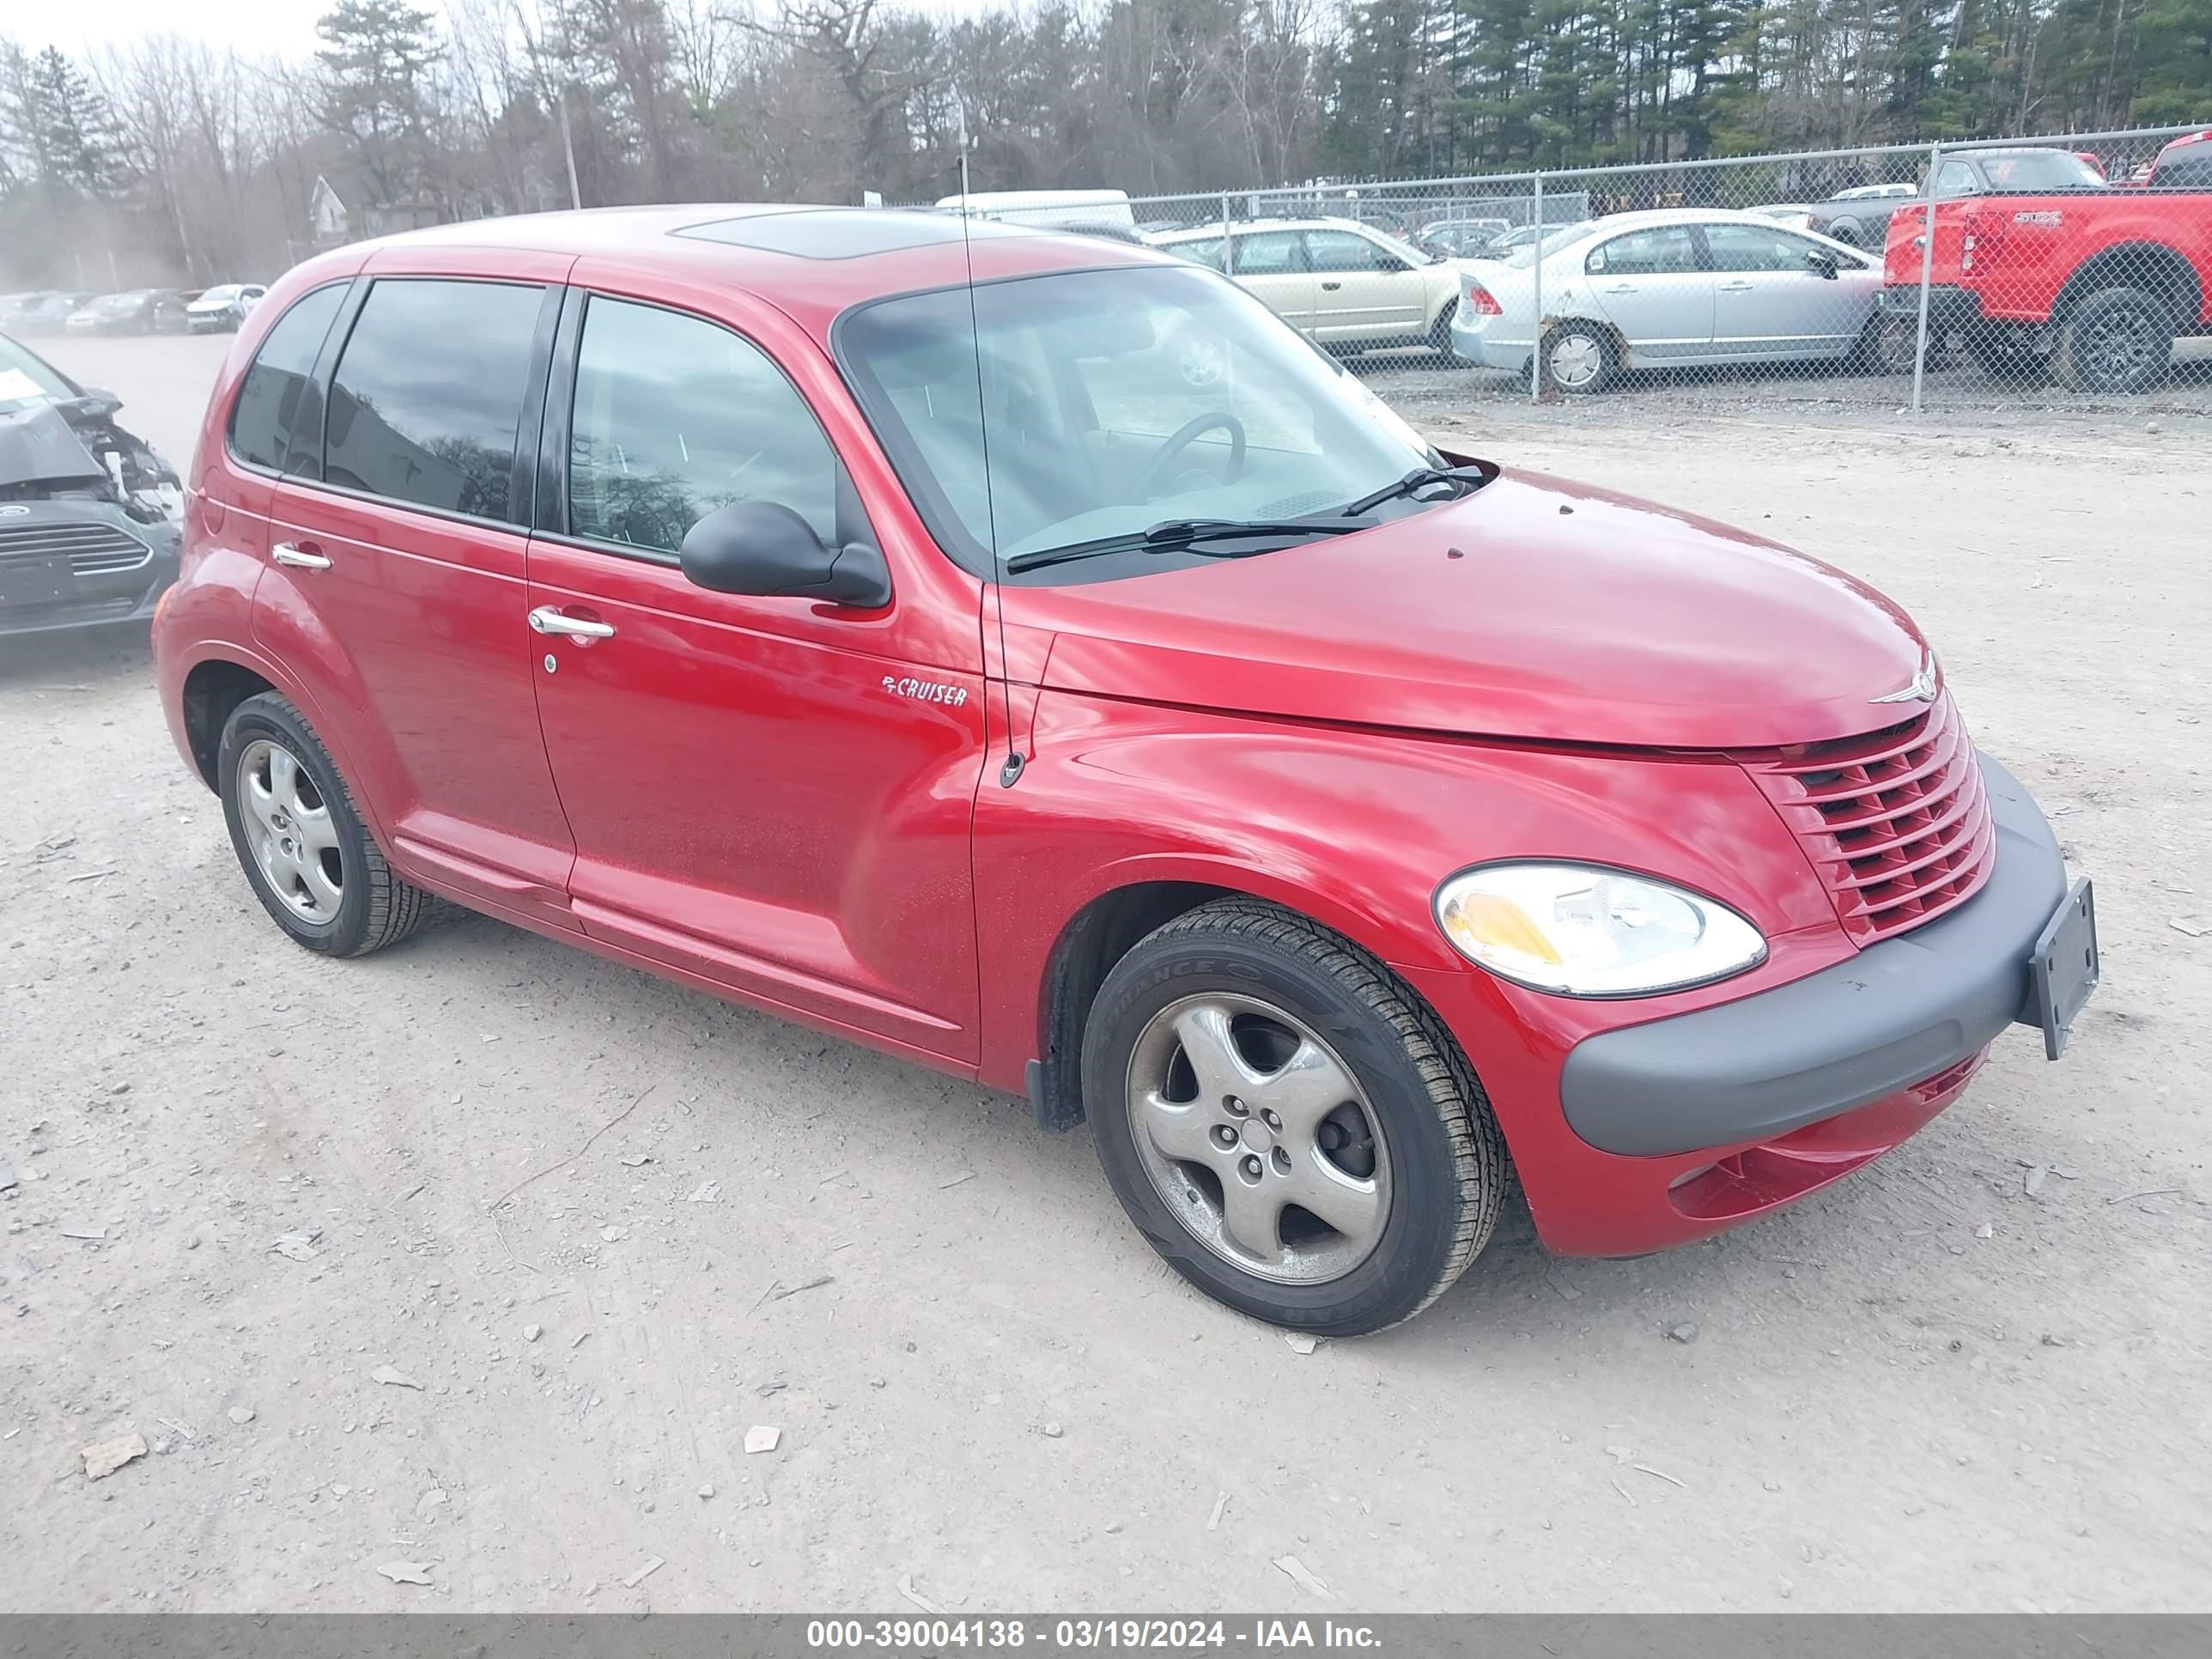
top-left (1152, 216), bottom-right (1377, 240)
top-left (289, 204), bottom-right (1177, 343)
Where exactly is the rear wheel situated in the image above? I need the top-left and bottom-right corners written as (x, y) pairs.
top-left (1084, 898), bottom-right (1509, 1335)
top-left (2054, 285), bottom-right (2173, 393)
top-left (1540, 321), bottom-right (1616, 395)
top-left (217, 692), bottom-right (440, 957)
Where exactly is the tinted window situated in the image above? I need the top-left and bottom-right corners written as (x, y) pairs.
top-left (228, 283), bottom-right (347, 474)
top-left (324, 279), bottom-right (542, 520)
top-left (568, 296), bottom-right (840, 555)
top-left (2154, 154), bottom-right (2212, 188)
top-left (1306, 229), bottom-right (1397, 273)
top-left (1588, 227), bottom-right (1700, 276)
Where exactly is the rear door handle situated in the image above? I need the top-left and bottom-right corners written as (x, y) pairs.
top-left (528, 605), bottom-right (615, 640)
top-left (271, 541), bottom-right (330, 569)
top-left (1603, 283), bottom-right (1638, 295)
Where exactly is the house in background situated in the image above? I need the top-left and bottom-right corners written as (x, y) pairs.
top-left (309, 173), bottom-right (446, 249)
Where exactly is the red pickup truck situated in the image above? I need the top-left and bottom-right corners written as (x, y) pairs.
top-left (1881, 140), bottom-right (2212, 391)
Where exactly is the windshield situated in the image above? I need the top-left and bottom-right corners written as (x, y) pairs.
top-left (836, 264), bottom-right (1438, 578)
top-left (1980, 151), bottom-right (2107, 191)
top-left (198, 285), bottom-right (241, 302)
top-left (1504, 224), bottom-right (1594, 268)
top-left (0, 334), bottom-right (75, 410)
top-left (92, 294), bottom-right (141, 315)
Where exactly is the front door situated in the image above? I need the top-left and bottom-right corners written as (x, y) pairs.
top-left (1584, 224), bottom-right (1715, 362)
top-left (525, 288), bottom-right (985, 1062)
top-left (256, 271), bottom-right (580, 928)
top-left (1303, 228), bottom-right (1425, 342)
top-left (1701, 222), bottom-right (1863, 358)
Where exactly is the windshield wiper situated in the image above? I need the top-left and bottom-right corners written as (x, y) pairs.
top-left (1336, 464), bottom-right (1490, 518)
top-left (1002, 516), bottom-right (1366, 574)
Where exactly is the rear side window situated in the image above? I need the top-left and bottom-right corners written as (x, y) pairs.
top-left (1587, 227), bottom-right (1700, 276)
top-left (324, 279), bottom-right (543, 520)
top-left (2154, 154), bottom-right (2212, 188)
top-left (228, 284), bottom-right (346, 474)
top-left (567, 295), bottom-right (840, 554)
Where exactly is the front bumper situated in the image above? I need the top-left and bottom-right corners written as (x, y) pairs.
top-left (1403, 752), bottom-right (2082, 1256)
top-left (0, 510), bottom-right (180, 637)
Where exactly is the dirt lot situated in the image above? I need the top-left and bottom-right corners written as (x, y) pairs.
top-left (3, 333), bottom-right (2209, 1614)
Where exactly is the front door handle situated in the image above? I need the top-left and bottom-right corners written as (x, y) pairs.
top-left (1320, 280), bottom-right (1342, 290)
top-left (528, 605), bottom-right (615, 640)
top-left (271, 541), bottom-right (330, 569)
top-left (1718, 281), bottom-right (1755, 293)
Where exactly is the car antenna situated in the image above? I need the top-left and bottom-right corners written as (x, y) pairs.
top-left (954, 94), bottom-right (1022, 787)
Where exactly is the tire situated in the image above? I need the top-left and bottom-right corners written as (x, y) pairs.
top-left (1540, 320), bottom-right (1616, 395)
top-left (2054, 285), bottom-right (2173, 394)
top-left (1083, 896), bottom-right (1509, 1335)
top-left (216, 691), bottom-right (441, 957)
top-left (1427, 299), bottom-right (1458, 359)
top-left (1843, 316), bottom-right (1884, 373)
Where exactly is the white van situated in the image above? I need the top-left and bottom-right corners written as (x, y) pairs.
top-left (933, 188), bottom-right (1139, 237)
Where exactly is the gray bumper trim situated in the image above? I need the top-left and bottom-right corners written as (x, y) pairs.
top-left (1559, 751), bottom-right (2065, 1158)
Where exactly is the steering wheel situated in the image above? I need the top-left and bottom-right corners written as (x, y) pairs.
top-left (1138, 412), bottom-right (1247, 498)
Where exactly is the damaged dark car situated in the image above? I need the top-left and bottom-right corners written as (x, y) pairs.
top-left (0, 329), bottom-right (182, 637)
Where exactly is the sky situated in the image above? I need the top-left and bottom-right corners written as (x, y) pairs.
top-left (17, 0), bottom-right (1003, 63)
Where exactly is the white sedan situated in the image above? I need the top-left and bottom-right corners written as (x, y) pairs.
top-left (1449, 209), bottom-right (1884, 394)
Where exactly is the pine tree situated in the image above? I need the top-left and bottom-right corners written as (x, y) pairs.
top-left (317, 0), bottom-right (441, 204)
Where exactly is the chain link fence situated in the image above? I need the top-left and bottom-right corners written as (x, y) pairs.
top-left (1042, 124), bottom-right (2209, 420)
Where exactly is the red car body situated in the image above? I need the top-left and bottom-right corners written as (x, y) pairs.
top-left (155, 209), bottom-right (2088, 1272)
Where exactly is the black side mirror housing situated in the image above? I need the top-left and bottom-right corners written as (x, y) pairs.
top-left (678, 500), bottom-right (890, 608)
top-left (1807, 250), bottom-right (1838, 280)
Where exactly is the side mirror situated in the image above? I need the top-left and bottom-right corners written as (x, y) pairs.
top-left (1806, 250), bottom-right (1838, 280)
top-left (678, 500), bottom-right (890, 609)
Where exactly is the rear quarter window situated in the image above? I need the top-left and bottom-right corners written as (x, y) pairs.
top-left (227, 283), bottom-right (348, 474)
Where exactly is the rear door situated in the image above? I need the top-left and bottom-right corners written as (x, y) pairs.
top-left (523, 282), bottom-right (985, 1061)
top-left (255, 264), bottom-right (580, 929)
top-left (1701, 222), bottom-right (1872, 358)
top-left (1583, 224), bottom-right (1715, 362)
top-left (1303, 228), bottom-right (1426, 342)
top-left (1225, 230), bottom-right (1315, 333)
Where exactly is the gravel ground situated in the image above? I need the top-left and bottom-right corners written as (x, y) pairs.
top-left (3, 333), bottom-right (2209, 1614)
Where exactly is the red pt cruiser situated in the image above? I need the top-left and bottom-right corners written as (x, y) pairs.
top-left (153, 209), bottom-right (2099, 1334)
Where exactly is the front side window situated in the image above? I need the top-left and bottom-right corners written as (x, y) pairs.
top-left (836, 264), bottom-right (1437, 580)
top-left (228, 283), bottom-right (347, 474)
top-left (1703, 224), bottom-right (1825, 273)
top-left (1935, 161), bottom-right (1981, 199)
top-left (324, 279), bottom-right (543, 520)
top-left (567, 295), bottom-right (840, 555)
top-left (1587, 227), bottom-right (1700, 276)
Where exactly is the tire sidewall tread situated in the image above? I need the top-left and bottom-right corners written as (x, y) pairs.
top-left (1084, 897), bottom-right (1509, 1335)
top-left (216, 692), bottom-right (439, 958)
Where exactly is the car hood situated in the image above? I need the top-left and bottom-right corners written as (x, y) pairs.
top-left (1001, 467), bottom-right (1931, 750)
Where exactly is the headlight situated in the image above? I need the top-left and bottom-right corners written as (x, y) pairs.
top-left (1433, 862), bottom-right (1766, 997)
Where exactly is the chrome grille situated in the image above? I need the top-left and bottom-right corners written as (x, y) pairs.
top-left (1741, 692), bottom-right (1996, 944)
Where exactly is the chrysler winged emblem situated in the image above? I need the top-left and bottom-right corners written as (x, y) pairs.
top-left (1871, 653), bottom-right (1938, 705)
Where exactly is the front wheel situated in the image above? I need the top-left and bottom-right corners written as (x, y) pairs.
top-left (1084, 898), bottom-right (1509, 1334)
top-left (217, 691), bottom-right (441, 957)
top-left (2055, 286), bottom-right (2173, 394)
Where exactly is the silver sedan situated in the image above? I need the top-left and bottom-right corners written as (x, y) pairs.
top-left (1449, 209), bottom-right (1885, 394)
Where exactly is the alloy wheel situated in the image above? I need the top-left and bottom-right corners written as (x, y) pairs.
top-left (1124, 993), bottom-right (1392, 1285)
top-left (237, 738), bottom-right (343, 923)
